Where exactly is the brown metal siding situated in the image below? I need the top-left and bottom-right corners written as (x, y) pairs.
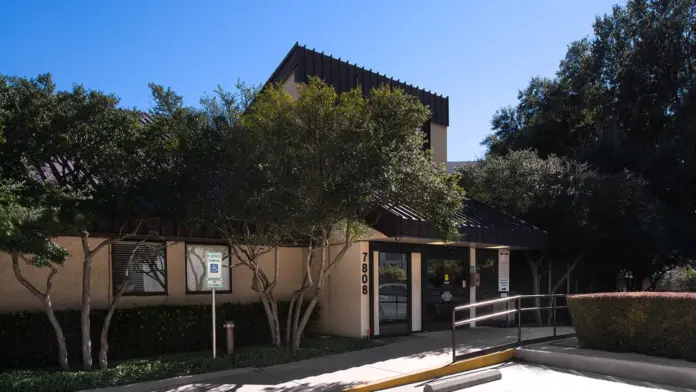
top-left (267, 43), bottom-right (449, 126)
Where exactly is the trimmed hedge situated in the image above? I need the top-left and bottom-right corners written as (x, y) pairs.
top-left (568, 292), bottom-right (696, 361)
top-left (0, 301), bottom-right (320, 370)
top-left (0, 337), bottom-right (377, 392)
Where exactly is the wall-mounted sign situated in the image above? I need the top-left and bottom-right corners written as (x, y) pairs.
top-left (498, 249), bottom-right (510, 264)
top-left (498, 249), bottom-right (510, 292)
top-left (499, 278), bottom-right (510, 292)
top-left (442, 291), bottom-right (453, 302)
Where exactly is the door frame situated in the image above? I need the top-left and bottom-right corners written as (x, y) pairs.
top-left (421, 246), bottom-right (470, 332)
top-left (369, 241), bottom-right (414, 338)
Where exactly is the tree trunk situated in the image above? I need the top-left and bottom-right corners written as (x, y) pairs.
top-left (293, 296), bottom-right (319, 351)
top-left (525, 254), bottom-right (543, 325)
top-left (80, 223), bottom-right (142, 371)
top-left (291, 291), bottom-right (305, 346)
top-left (547, 256), bottom-right (582, 325)
top-left (44, 299), bottom-right (70, 372)
top-left (271, 298), bottom-right (280, 347)
top-left (98, 277), bottom-right (130, 369)
top-left (291, 226), bottom-right (355, 350)
top-left (258, 288), bottom-right (279, 346)
top-left (11, 253), bottom-right (70, 371)
top-left (99, 238), bottom-right (167, 369)
top-left (589, 275), bottom-right (595, 293)
top-left (286, 247), bottom-right (316, 346)
top-left (549, 256), bottom-right (582, 295)
top-left (531, 268), bottom-right (542, 325)
top-left (81, 253), bottom-right (93, 370)
top-left (285, 292), bottom-right (297, 345)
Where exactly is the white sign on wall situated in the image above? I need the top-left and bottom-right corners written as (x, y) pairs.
top-left (499, 278), bottom-right (510, 292)
top-left (499, 249), bottom-right (510, 265)
top-left (498, 249), bottom-right (510, 292)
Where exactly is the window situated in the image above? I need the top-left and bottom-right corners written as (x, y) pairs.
top-left (112, 242), bottom-right (167, 295)
top-left (186, 244), bottom-right (231, 293)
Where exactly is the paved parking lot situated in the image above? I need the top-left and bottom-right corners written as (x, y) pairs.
top-left (385, 362), bottom-right (695, 392)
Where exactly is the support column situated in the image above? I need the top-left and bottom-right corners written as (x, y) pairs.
top-left (469, 248), bottom-right (476, 327)
top-left (411, 252), bottom-right (422, 332)
top-left (372, 250), bottom-right (380, 336)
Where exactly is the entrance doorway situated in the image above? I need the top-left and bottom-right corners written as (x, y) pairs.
top-left (377, 252), bottom-right (410, 336)
top-left (423, 257), bottom-right (470, 331)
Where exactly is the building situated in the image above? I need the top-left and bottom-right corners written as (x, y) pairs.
top-left (0, 43), bottom-right (546, 338)
top-left (447, 161), bottom-right (477, 173)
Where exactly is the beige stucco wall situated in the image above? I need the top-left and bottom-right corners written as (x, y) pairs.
top-left (0, 236), bottom-right (111, 312)
top-left (0, 237), bottom-right (305, 313)
top-left (316, 241), bottom-right (369, 338)
top-left (430, 122), bottom-right (448, 165)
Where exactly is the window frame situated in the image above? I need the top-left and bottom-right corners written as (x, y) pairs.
top-left (111, 240), bottom-right (169, 297)
top-left (184, 242), bottom-right (233, 295)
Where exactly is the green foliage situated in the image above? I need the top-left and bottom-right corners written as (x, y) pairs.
top-left (678, 265), bottom-right (696, 292)
top-left (483, 0), bottom-right (696, 261)
top-left (0, 73), bottom-right (176, 229)
top-left (568, 292), bottom-right (696, 361)
top-left (232, 77), bottom-right (465, 242)
top-left (379, 264), bottom-right (407, 281)
top-left (0, 336), bottom-right (376, 392)
top-left (0, 180), bottom-right (69, 264)
top-left (0, 301), bottom-right (320, 370)
top-left (459, 150), bottom-right (667, 277)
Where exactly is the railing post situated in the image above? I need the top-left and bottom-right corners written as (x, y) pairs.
top-left (552, 296), bottom-right (557, 337)
top-left (517, 297), bottom-right (522, 345)
top-left (452, 308), bottom-right (456, 363)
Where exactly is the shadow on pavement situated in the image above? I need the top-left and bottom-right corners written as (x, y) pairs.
top-left (149, 327), bottom-right (571, 392)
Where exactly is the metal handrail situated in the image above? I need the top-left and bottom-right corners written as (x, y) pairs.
top-left (451, 293), bottom-right (575, 362)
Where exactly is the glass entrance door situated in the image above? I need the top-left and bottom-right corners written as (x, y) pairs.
top-left (424, 258), bottom-right (469, 331)
top-left (378, 252), bottom-right (410, 335)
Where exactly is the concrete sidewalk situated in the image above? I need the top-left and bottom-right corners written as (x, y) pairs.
top-left (516, 338), bottom-right (696, 389)
top-left (111, 326), bottom-right (571, 392)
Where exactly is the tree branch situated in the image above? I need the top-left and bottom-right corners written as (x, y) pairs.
top-left (11, 253), bottom-right (47, 300)
top-left (550, 255), bottom-right (583, 294)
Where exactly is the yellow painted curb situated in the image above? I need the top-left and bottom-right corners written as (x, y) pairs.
top-left (343, 348), bottom-right (516, 392)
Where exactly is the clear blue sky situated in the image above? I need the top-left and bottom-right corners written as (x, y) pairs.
top-left (1, 0), bottom-right (622, 161)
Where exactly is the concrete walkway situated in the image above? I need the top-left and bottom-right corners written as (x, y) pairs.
top-left (134, 326), bottom-right (573, 392)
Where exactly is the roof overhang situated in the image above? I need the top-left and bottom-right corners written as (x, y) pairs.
top-left (368, 198), bottom-right (547, 250)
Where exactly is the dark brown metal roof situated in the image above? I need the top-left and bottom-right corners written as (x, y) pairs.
top-left (372, 198), bottom-right (547, 249)
top-left (266, 42), bottom-right (449, 126)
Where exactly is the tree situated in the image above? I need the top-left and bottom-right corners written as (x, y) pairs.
top-left (97, 233), bottom-right (174, 369)
top-left (459, 150), bottom-right (667, 322)
top-left (1, 75), bottom-right (76, 370)
top-left (0, 180), bottom-right (73, 370)
top-left (484, 0), bottom-right (696, 262)
top-left (0, 73), bottom-right (177, 370)
top-left (238, 78), bottom-right (464, 350)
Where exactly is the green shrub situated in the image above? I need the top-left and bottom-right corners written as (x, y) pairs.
top-left (0, 337), bottom-right (377, 392)
top-left (0, 301), bottom-right (320, 370)
top-left (568, 292), bottom-right (696, 361)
